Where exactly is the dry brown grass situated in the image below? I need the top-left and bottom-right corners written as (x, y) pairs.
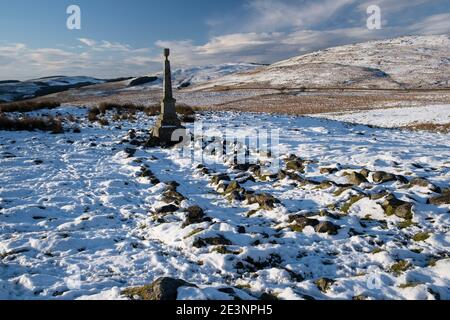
top-left (89, 102), bottom-right (197, 123)
top-left (0, 100), bottom-right (61, 113)
top-left (200, 90), bottom-right (450, 115)
top-left (402, 122), bottom-right (450, 133)
top-left (0, 114), bottom-right (64, 133)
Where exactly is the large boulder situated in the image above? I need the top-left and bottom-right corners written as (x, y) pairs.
top-left (122, 277), bottom-right (195, 300)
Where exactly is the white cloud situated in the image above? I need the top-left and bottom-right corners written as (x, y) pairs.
top-left (78, 38), bottom-right (97, 47)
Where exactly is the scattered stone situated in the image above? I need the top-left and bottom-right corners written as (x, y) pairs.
top-left (260, 292), bottom-right (279, 300)
top-left (156, 204), bottom-right (179, 214)
top-left (286, 160), bottom-right (305, 173)
top-left (395, 175), bottom-right (409, 184)
top-left (140, 167), bottom-right (153, 178)
top-left (317, 180), bottom-right (334, 190)
top-left (164, 181), bottom-right (180, 192)
top-left (345, 171), bottom-right (368, 185)
top-left (122, 277), bottom-right (195, 300)
top-left (370, 191), bottom-right (389, 200)
top-left (211, 174), bottom-right (231, 185)
top-left (315, 221), bottom-right (339, 235)
top-left (428, 194), bottom-right (450, 206)
top-left (372, 171), bottom-right (397, 184)
top-left (162, 191), bottom-right (186, 204)
top-left (389, 261), bottom-right (411, 276)
top-left (382, 195), bottom-right (413, 220)
top-left (182, 206), bottom-right (206, 228)
top-left (412, 232), bottom-right (430, 242)
top-left (246, 193), bottom-right (280, 210)
top-left (237, 226), bottom-right (246, 234)
top-left (227, 190), bottom-right (245, 202)
top-left (232, 163), bottom-right (252, 171)
top-left (289, 215), bottom-right (319, 232)
top-left (193, 235), bottom-right (232, 248)
top-left (360, 168), bottom-right (371, 178)
top-left (410, 177), bottom-right (441, 193)
top-left (314, 278), bottom-right (335, 292)
top-left (341, 195), bottom-right (365, 214)
top-left (225, 181), bottom-right (241, 194)
top-left (124, 148), bottom-right (136, 158)
top-left (320, 167), bottom-right (339, 175)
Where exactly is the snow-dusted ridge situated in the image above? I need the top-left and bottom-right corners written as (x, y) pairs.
top-left (194, 35), bottom-right (450, 90)
top-left (0, 76), bottom-right (106, 102)
top-left (123, 63), bottom-right (263, 90)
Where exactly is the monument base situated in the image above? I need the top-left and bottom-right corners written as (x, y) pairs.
top-left (149, 114), bottom-right (187, 148)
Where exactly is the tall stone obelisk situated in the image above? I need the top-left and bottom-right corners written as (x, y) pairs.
top-left (152, 48), bottom-right (184, 144)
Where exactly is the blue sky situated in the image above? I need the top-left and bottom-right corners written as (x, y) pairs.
top-left (0, 0), bottom-right (449, 80)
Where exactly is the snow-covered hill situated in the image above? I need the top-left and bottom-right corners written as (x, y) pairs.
top-left (124, 63), bottom-right (262, 90)
top-left (0, 76), bottom-right (106, 103)
top-left (194, 35), bottom-right (450, 90)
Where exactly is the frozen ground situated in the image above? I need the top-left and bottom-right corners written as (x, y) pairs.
top-left (310, 105), bottom-right (450, 128)
top-left (0, 107), bottom-right (449, 300)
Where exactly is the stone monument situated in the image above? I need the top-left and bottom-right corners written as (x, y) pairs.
top-left (151, 48), bottom-right (185, 145)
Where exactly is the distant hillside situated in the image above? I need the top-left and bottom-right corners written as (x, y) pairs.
top-left (193, 35), bottom-right (450, 90)
top-left (0, 76), bottom-right (108, 103)
top-left (124, 63), bottom-right (262, 90)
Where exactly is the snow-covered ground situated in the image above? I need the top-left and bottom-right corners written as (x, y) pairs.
top-left (0, 107), bottom-right (449, 300)
top-left (310, 105), bottom-right (450, 128)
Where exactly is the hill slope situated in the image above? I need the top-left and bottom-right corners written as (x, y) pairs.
top-left (194, 35), bottom-right (450, 90)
